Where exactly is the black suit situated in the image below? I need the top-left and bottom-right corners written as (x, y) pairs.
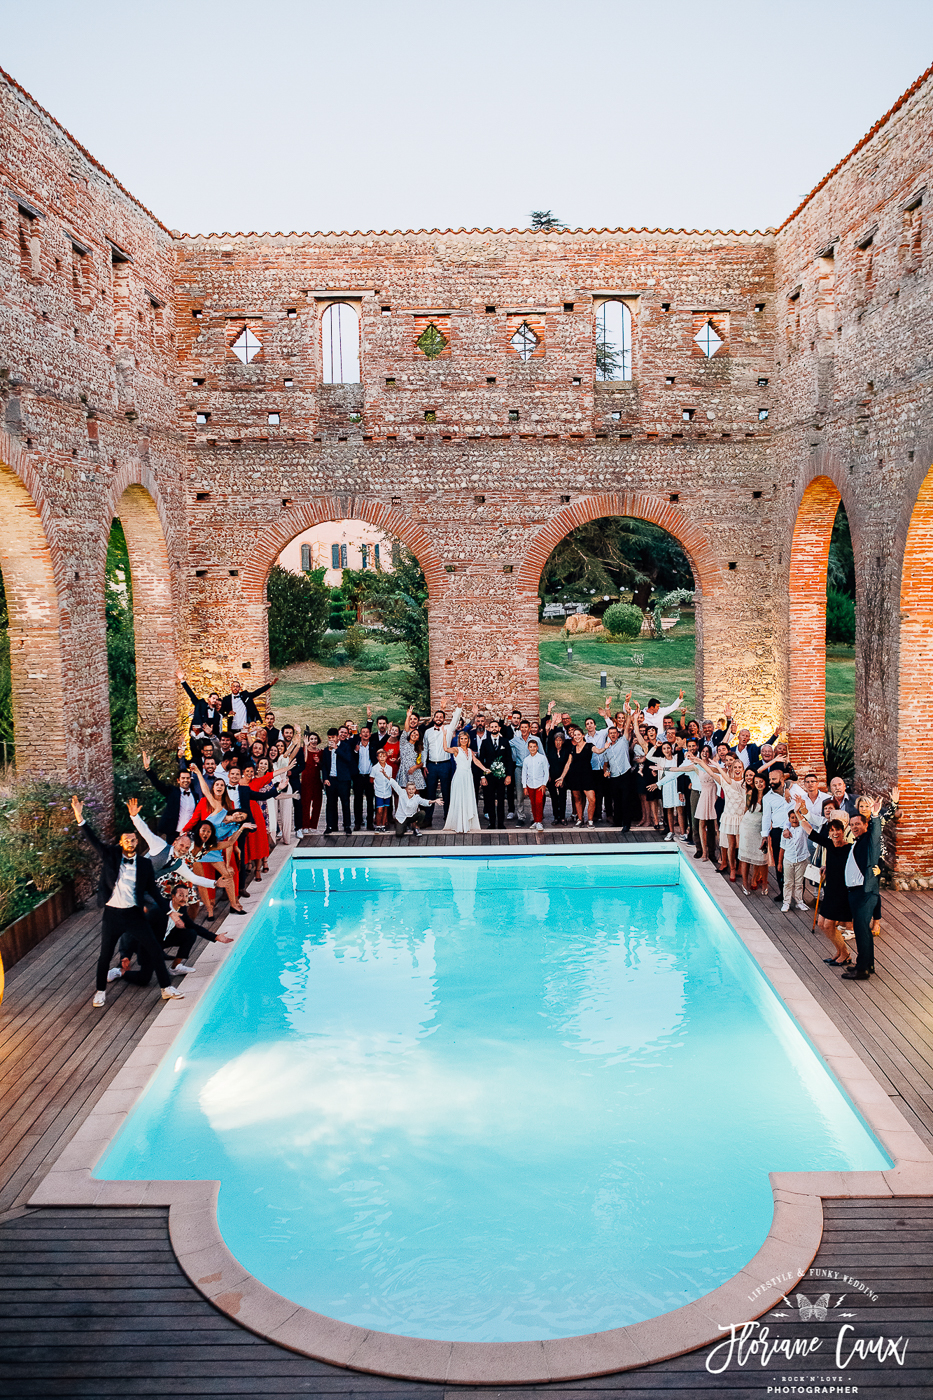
top-left (145, 770), bottom-right (197, 839)
top-left (221, 683), bottom-right (273, 728)
top-left (181, 682), bottom-right (224, 736)
top-left (478, 734), bottom-right (515, 828)
top-left (322, 742), bottom-right (355, 832)
top-left (80, 823), bottom-right (172, 992)
top-left (120, 906), bottom-right (222, 983)
top-left (846, 817), bottom-right (882, 975)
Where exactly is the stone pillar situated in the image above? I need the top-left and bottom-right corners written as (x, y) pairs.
top-left (788, 475), bottom-right (841, 779)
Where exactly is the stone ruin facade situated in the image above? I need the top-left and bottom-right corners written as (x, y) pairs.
top-left (1, 61), bottom-right (932, 878)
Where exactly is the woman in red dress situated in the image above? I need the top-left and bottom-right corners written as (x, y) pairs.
top-left (245, 761), bottom-right (275, 874)
top-left (300, 732), bottom-right (323, 834)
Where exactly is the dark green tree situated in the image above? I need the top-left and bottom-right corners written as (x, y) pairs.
top-left (105, 519), bottom-right (138, 761)
top-left (267, 564), bottom-right (330, 667)
top-left (541, 516), bottom-right (694, 610)
top-left (827, 504), bottom-right (855, 598)
top-left (530, 210), bottom-right (567, 231)
top-left (354, 547), bottom-right (430, 711)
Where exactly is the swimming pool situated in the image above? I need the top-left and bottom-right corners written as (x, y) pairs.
top-left (96, 850), bottom-right (890, 1344)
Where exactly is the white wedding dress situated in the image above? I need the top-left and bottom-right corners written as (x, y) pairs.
top-left (444, 748), bottom-right (481, 832)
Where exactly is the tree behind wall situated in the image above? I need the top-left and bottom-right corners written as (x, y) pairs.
top-left (541, 516), bottom-right (694, 610)
top-left (106, 519), bottom-right (138, 761)
top-left (353, 547), bottom-right (430, 712)
top-left (267, 564), bottom-right (330, 667)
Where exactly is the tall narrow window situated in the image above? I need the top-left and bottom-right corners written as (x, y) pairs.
top-left (322, 303), bottom-right (360, 384)
top-left (374, 543), bottom-right (381, 568)
top-left (301, 544), bottom-right (312, 570)
top-left (340, 544), bottom-right (348, 568)
top-left (331, 544), bottom-right (340, 568)
top-left (361, 543), bottom-right (369, 569)
top-left (595, 301), bottom-right (632, 380)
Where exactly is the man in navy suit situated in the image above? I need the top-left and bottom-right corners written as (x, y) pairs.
top-left (70, 795), bottom-right (183, 1009)
top-left (141, 750), bottom-right (198, 839)
top-left (841, 803), bottom-right (883, 981)
top-left (322, 728), bottom-right (355, 834)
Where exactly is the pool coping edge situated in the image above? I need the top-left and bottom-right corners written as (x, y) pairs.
top-left (28, 841), bottom-right (933, 1384)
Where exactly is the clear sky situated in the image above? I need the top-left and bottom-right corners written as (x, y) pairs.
top-left (2, 0), bottom-right (932, 237)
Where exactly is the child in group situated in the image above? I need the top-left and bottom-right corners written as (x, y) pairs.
top-left (372, 748), bottom-right (394, 831)
top-left (522, 737), bottom-right (550, 831)
top-left (780, 807), bottom-right (811, 913)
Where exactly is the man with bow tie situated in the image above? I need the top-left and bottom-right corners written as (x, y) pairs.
top-left (477, 719), bottom-right (516, 829)
top-left (71, 796), bottom-right (184, 1010)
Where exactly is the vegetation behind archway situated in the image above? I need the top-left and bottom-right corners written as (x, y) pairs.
top-left (541, 516), bottom-right (694, 610)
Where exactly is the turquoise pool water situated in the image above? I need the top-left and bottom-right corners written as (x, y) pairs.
top-left (97, 851), bottom-right (889, 1343)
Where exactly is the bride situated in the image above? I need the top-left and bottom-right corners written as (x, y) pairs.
top-left (444, 728), bottom-right (490, 833)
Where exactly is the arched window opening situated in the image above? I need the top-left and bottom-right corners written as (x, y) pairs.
top-left (322, 303), bottom-right (360, 384)
top-left (788, 477), bottom-right (854, 781)
top-left (538, 513), bottom-right (696, 712)
top-left (105, 518), bottom-right (138, 761)
top-left (269, 521), bottom-right (428, 735)
top-left (595, 301), bottom-right (632, 381)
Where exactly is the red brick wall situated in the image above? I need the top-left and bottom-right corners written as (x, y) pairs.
top-left (5, 57), bottom-right (933, 874)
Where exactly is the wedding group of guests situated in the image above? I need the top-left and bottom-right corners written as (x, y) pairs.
top-left (74, 669), bottom-right (894, 1006)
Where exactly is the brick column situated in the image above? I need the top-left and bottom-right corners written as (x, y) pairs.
top-left (788, 476), bottom-right (841, 780)
top-left (896, 463), bottom-right (933, 877)
top-left (117, 484), bottom-right (179, 731)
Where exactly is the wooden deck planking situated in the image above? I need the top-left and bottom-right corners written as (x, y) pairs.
top-left (0, 1202), bottom-right (929, 1397)
top-left (1, 830), bottom-right (932, 1391)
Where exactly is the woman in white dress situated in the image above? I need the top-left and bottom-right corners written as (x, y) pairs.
top-left (711, 756), bottom-right (747, 881)
top-left (444, 730), bottom-right (490, 833)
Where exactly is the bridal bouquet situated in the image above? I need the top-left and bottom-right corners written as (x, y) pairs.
top-left (489, 758), bottom-right (507, 781)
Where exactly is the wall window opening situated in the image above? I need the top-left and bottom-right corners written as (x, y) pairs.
top-left (694, 320), bottom-right (723, 358)
top-left (321, 302), bottom-right (360, 384)
top-left (595, 300), bottom-right (632, 380)
top-left (510, 321), bottom-right (539, 362)
top-left (231, 327), bottom-right (261, 363)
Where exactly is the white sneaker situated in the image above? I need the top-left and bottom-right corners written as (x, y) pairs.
top-left (173, 963), bottom-right (196, 975)
top-left (781, 901), bottom-right (791, 913)
top-left (92, 990), bottom-right (106, 1008)
top-left (795, 901), bottom-right (808, 911)
top-left (161, 986), bottom-right (185, 1000)
top-left (506, 813), bottom-right (515, 821)
top-left (106, 967), bottom-right (123, 983)
top-left (664, 832), bottom-right (674, 841)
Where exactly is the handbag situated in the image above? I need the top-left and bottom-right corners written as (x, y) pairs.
top-left (804, 863), bottom-right (822, 884)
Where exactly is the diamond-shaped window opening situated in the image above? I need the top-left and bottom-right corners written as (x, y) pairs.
top-left (510, 321), bottom-right (538, 362)
top-left (231, 327), bottom-right (262, 364)
top-left (695, 320), bottom-right (724, 359)
top-left (416, 323), bottom-right (448, 359)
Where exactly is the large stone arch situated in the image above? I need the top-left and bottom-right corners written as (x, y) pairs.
top-left (0, 432), bottom-right (67, 777)
top-left (518, 491), bottom-right (727, 722)
top-left (104, 466), bottom-right (181, 733)
top-left (787, 473), bottom-right (847, 779)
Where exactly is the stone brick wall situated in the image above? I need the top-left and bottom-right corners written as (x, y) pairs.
top-left (3, 58), bottom-right (933, 875)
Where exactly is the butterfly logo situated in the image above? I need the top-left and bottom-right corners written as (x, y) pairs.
top-left (796, 1293), bottom-right (830, 1321)
top-left (772, 1293), bottom-right (856, 1322)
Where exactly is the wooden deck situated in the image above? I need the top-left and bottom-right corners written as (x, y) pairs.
top-left (1, 828), bottom-right (931, 1394)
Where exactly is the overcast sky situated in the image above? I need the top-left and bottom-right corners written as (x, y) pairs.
top-left (2, 0), bottom-right (932, 237)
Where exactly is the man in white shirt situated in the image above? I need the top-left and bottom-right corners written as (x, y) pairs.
top-left (641, 690), bottom-right (684, 739)
top-left (760, 766), bottom-right (793, 902)
top-left (390, 779), bottom-right (442, 838)
top-left (592, 726), bottom-right (633, 828)
top-left (421, 694), bottom-right (463, 826)
top-left (509, 721), bottom-right (531, 822)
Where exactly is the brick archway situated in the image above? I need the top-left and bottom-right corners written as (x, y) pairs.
top-left (517, 491), bottom-right (723, 720)
top-left (788, 475), bottom-right (844, 779)
top-left (896, 462), bottom-right (933, 876)
top-left (109, 481), bottom-right (180, 732)
top-left (241, 496), bottom-right (444, 598)
top-left (517, 492), bottom-right (723, 598)
top-left (0, 442), bottom-right (67, 777)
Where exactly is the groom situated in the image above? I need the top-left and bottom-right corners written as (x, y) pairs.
top-left (478, 720), bottom-right (515, 829)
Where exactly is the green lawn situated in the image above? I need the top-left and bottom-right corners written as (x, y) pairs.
top-left (272, 624), bottom-right (856, 735)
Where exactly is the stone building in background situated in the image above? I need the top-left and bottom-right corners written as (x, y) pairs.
top-left (1, 60), bottom-right (932, 876)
